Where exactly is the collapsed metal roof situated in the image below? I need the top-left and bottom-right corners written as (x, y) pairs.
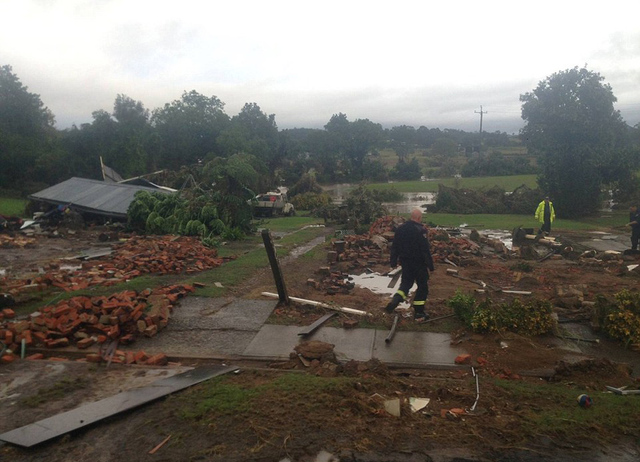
top-left (28, 177), bottom-right (172, 219)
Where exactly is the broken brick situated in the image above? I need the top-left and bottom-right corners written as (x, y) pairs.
top-left (146, 353), bottom-right (168, 366)
top-left (2, 308), bottom-right (15, 319)
top-left (1, 354), bottom-right (17, 364)
top-left (77, 337), bottom-right (96, 349)
top-left (454, 354), bottom-right (472, 365)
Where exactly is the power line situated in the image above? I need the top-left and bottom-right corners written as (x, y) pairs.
top-left (474, 105), bottom-right (487, 134)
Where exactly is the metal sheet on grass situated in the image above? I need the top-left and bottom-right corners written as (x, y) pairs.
top-left (0, 365), bottom-right (237, 448)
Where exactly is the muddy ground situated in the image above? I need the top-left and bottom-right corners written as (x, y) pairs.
top-left (1, 224), bottom-right (640, 461)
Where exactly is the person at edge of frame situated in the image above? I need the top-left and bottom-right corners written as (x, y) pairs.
top-left (627, 205), bottom-right (640, 252)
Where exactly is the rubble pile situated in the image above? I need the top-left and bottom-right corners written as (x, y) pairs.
top-left (308, 267), bottom-right (355, 295)
top-left (331, 235), bottom-right (386, 266)
top-left (428, 229), bottom-right (483, 266)
top-left (368, 215), bottom-right (405, 236)
top-left (0, 234), bottom-right (36, 249)
top-left (577, 249), bottom-right (639, 275)
top-left (312, 216), bottom-right (504, 294)
top-left (0, 284), bottom-right (194, 365)
top-left (1, 235), bottom-right (227, 298)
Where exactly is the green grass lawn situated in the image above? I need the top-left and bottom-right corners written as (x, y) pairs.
top-left (252, 215), bottom-right (324, 232)
top-left (421, 210), bottom-right (628, 231)
top-left (367, 174), bottom-right (538, 193)
top-left (0, 197), bottom-right (28, 217)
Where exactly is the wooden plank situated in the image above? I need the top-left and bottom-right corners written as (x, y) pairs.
top-left (261, 292), bottom-right (370, 316)
top-left (298, 313), bottom-right (337, 337)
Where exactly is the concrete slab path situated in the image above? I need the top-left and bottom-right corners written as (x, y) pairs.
top-left (137, 296), bottom-right (467, 367)
top-left (243, 324), bottom-right (466, 367)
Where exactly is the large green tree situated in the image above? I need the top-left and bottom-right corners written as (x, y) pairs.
top-left (0, 65), bottom-right (59, 190)
top-left (60, 95), bottom-right (152, 180)
top-left (151, 90), bottom-right (229, 169)
top-left (520, 66), bottom-right (630, 217)
top-left (324, 113), bottom-right (384, 180)
top-left (218, 103), bottom-right (281, 175)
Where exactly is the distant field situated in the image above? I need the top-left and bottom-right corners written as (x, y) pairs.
top-left (422, 210), bottom-right (628, 231)
top-left (0, 197), bottom-right (28, 217)
top-left (367, 174), bottom-right (538, 193)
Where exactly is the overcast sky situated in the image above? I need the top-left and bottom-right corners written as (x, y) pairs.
top-left (3, 0), bottom-right (640, 134)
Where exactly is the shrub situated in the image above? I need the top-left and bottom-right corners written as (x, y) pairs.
top-left (598, 290), bottom-right (640, 345)
top-left (447, 292), bottom-right (554, 336)
top-left (126, 189), bottom-right (252, 241)
top-left (288, 173), bottom-right (322, 197)
top-left (471, 298), bottom-right (554, 335)
top-left (447, 290), bottom-right (476, 327)
top-left (290, 192), bottom-right (332, 211)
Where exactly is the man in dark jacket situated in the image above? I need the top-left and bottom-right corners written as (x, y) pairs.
top-left (384, 209), bottom-right (435, 322)
top-left (628, 205), bottom-right (640, 251)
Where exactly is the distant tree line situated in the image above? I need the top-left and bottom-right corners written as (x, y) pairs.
top-left (1, 64), bottom-right (639, 218)
top-left (1, 64), bottom-right (523, 194)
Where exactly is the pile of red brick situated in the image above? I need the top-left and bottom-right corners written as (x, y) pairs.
top-left (1, 235), bottom-right (227, 297)
top-left (428, 229), bottom-right (481, 266)
top-left (368, 215), bottom-right (405, 236)
top-left (0, 234), bottom-right (36, 249)
top-left (0, 284), bottom-right (194, 365)
top-left (333, 234), bottom-right (386, 265)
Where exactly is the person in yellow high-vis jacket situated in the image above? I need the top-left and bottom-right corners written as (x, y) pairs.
top-left (535, 196), bottom-right (556, 235)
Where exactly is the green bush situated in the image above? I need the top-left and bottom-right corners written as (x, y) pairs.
top-left (290, 192), bottom-right (332, 211)
top-left (126, 189), bottom-right (252, 241)
top-left (472, 298), bottom-right (554, 335)
top-left (447, 291), bottom-right (554, 336)
top-left (596, 290), bottom-right (640, 345)
top-left (447, 290), bottom-right (476, 327)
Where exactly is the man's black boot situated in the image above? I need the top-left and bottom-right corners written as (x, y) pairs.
top-left (384, 294), bottom-right (404, 313)
top-left (413, 307), bottom-right (430, 323)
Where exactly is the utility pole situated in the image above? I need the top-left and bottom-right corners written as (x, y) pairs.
top-left (475, 105), bottom-right (487, 151)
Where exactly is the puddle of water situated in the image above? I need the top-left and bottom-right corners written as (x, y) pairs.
top-left (383, 192), bottom-right (437, 214)
top-left (348, 273), bottom-right (416, 299)
top-left (284, 236), bottom-right (326, 260)
top-left (481, 229), bottom-right (513, 250)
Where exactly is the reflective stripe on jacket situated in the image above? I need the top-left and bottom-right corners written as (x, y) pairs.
top-left (535, 201), bottom-right (555, 223)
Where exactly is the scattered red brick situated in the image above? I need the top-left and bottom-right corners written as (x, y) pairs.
top-left (454, 354), bottom-right (472, 365)
top-left (1, 236), bottom-right (231, 297)
top-left (2, 308), bottom-right (15, 319)
top-left (146, 353), bottom-right (168, 366)
top-left (1, 354), bottom-right (16, 364)
top-left (0, 285), bottom-right (193, 367)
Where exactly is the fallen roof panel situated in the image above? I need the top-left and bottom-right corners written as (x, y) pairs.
top-left (0, 365), bottom-right (238, 448)
top-left (28, 177), bottom-right (172, 218)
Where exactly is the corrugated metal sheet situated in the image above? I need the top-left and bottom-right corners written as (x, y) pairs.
top-left (28, 177), bottom-right (172, 218)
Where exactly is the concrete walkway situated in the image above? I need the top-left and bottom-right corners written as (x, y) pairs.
top-left (136, 296), bottom-right (467, 367)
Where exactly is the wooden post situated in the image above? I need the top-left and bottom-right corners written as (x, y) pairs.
top-left (261, 229), bottom-right (289, 304)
